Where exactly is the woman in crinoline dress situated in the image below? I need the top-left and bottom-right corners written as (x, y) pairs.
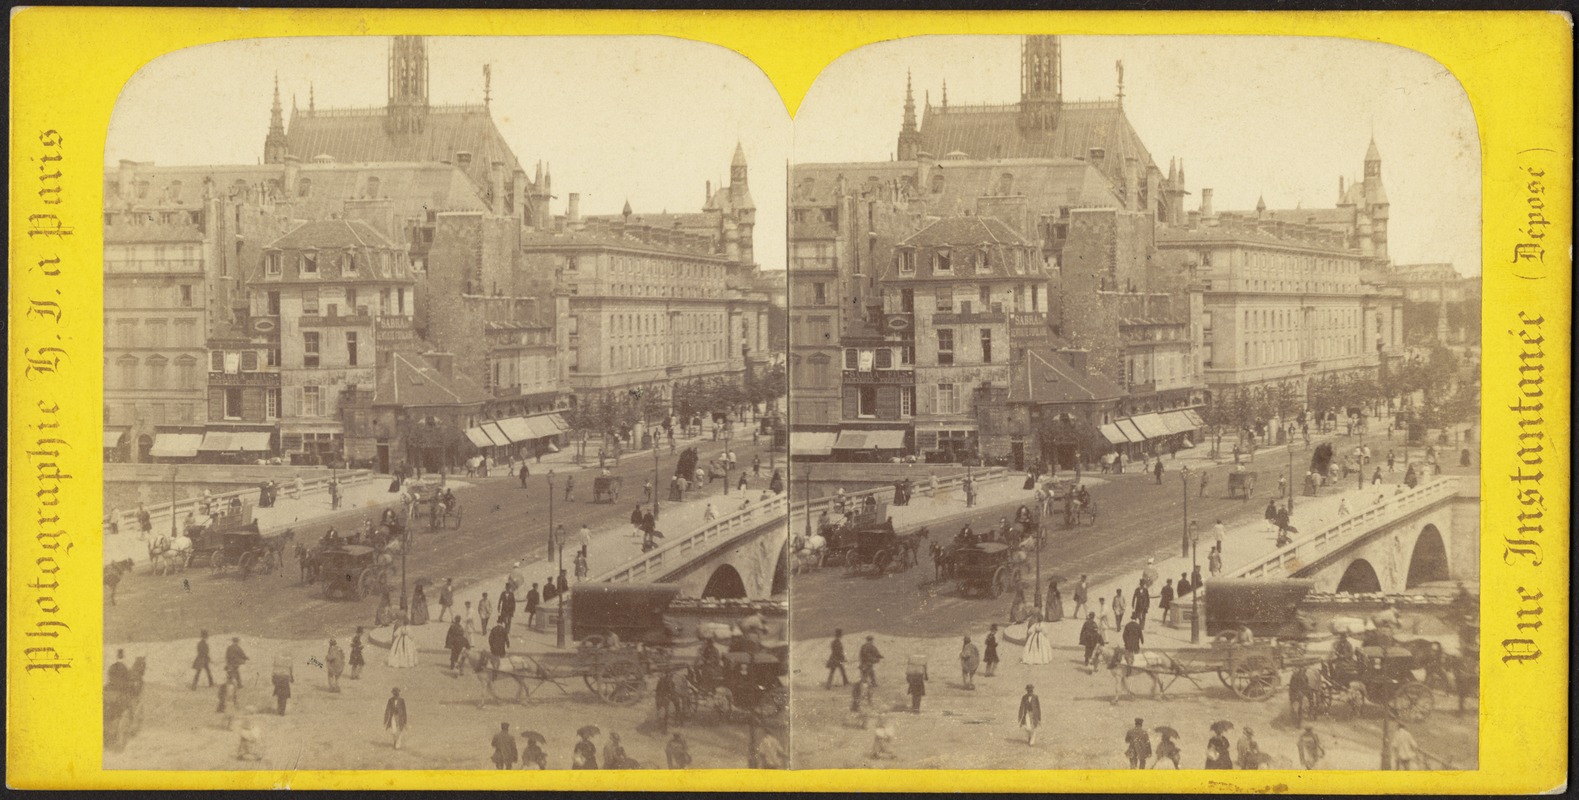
top-left (387, 621), bottom-right (419, 668)
top-left (1020, 617), bottom-right (1056, 665)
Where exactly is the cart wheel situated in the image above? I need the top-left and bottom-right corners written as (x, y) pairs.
top-left (1389, 682), bottom-right (1434, 721)
top-left (989, 566), bottom-right (1013, 598)
top-left (590, 660), bottom-right (646, 705)
top-left (875, 549), bottom-right (896, 574)
top-left (1226, 656), bottom-right (1281, 700)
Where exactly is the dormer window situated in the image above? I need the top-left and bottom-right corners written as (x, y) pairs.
top-left (266, 252), bottom-right (282, 276)
top-left (933, 250), bottom-right (952, 274)
top-left (302, 251), bottom-right (319, 276)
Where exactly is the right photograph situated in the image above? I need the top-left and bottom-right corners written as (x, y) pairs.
top-left (786, 35), bottom-right (1482, 770)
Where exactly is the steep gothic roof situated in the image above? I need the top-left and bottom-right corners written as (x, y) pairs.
top-left (285, 105), bottom-right (522, 193)
top-left (917, 101), bottom-right (1160, 187)
top-left (791, 158), bottom-right (1122, 215)
top-left (374, 351), bottom-right (488, 408)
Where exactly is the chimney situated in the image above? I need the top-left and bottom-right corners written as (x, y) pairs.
top-left (282, 155), bottom-right (301, 197)
top-left (428, 352), bottom-right (454, 379)
top-left (567, 193), bottom-right (582, 231)
top-left (705, 180), bottom-right (712, 205)
top-left (1061, 348), bottom-right (1090, 375)
top-left (490, 161), bottom-right (506, 215)
top-left (1200, 188), bottom-right (1215, 219)
top-left (1087, 147), bottom-right (1106, 167)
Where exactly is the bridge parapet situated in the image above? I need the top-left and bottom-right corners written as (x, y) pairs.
top-left (1229, 477), bottom-right (1461, 582)
top-left (788, 467), bottom-right (1011, 524)
top-left (595, 493), bottom-right (788, 585)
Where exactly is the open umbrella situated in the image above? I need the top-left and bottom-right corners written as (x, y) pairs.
top-left (577, 725), bottom-right (601, 740)
top-left (1211, 720), bottom-right (1235, 734)
top-left (1153, 726), bottom-right (1181, 740)
top-left (519, 730), bottom-right (547, 745)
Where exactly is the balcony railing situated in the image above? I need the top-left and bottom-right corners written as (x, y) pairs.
top-left (842, 369), bottom-right (915, 385)
top-left (299, 314), bottom-right (373, 328)
top-left (931, 310), bottom-right (1006, 325)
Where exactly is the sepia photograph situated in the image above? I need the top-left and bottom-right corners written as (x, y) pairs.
top-left (786, 34), bottom-right (1482, 770)
top-left (99, 34), bottom-right (791, 770)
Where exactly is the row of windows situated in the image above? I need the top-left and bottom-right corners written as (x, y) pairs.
top-left (897, 248), bottom-right (1026, 275)
top-left (301, 331), bottom-right (360, 368)
top-left (567, 254), bottom-right (727, 285)
top-left (935, 328), bottom-right (993, 365)
top-left (107, 401), bottom-right (200, 427)
top-left (104, 244), bottom-right (203, 273)
top-left (842, 347), bottom-right (915, 371)
top-left (916, 284), bottom-right (1041, 314)
top-left (265, 248), bottom-right (395, 278)
top-left (105, 283), bottom-right (198, 310)
top-left (107, 316), bottom-right (201, 347)
top-left (107, 355), bottom-right (202, 391)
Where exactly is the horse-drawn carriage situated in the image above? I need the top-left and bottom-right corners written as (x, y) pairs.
top-left (935, 541), bottom-right (1022, 598)
top-left (209, 528), bottom-right (294, 577)
top-left (845, 517), bottom-right (928, 576)
top-left (593, 475), bottom-right (624, 503)
top-left (1227, 469), bottom-right (1257, 499)
top-left (408, 482), bottom-right (462, 529)
top-left (317, 545), bottom-right (392, 600)
top-left (688, 643), bottom-right (791, 722)
top-left (1304, 644), bottom-right (1437, 722)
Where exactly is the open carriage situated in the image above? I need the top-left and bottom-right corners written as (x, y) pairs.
top-left (938, 541), bottom-right (1023, 598)
top-left (1227, 470), bottom-right (1258, 499)
top-left (408, 481), bottom-right (463, 529)
top-left (845, 515), bottom-right (929, 576)
top-left (593, 475), bottom-right (624, 503)
top-left (317, 545), bottom-right (393, 600)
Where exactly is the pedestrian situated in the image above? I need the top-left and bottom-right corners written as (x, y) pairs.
top-left (1008, 582), bottom-right (1027, 625)
top-left (572, 729), bottom-right (598, 769)
top-left (1080, 612), bottom-right (1105, 672)
top-left (1160, 579), bottom-right (1175, 627)
top-left (858, 635), bottom-right (883, 685)
top-left (1372, 467), bottom-right (1384, 485)
top-left (666, 733), bottom-right (692, 769)
top-left (1154, 459), bottom-right (1164, 484)
top-left (438, 578), bottom-right (454, 622)
top-left (410, 583), bottom-right (430, 626)
top-left (959, 636), bottom-right (980, 690)
top-left (1198, 471), bottom-right (1210, 497)
top-left (1122, 617), bottom-right (1144, 664)
top-left (225, 637), bottom-right (248, 687)
top-left (1391, 721), bottom-right (1419, 769)
top-left (191, 630), bottom-right (214, 689)
top-left (906, 662), bottom-right (927, 712)
top-left (216, 676), bottom-right (238, 713)
top-left (1131, 583), bottom-right (1151, 629)
top-left (1297, 726), bottom-right (1325, 769)
top-left (753, 454), bottom-right (762, 477)
top-left (446, 617), bottom-right (469, 671)
top-left (1112, 588), bottom-right (1125, 632)
top-left (1237, 726), bottom-right (1263, 769)
top-left (350, 627), bottom-right (366, 679)
top-left (825, 629), bottom-right (849, 688)
top-left (137, 503), bottom-right (152, 538)
top-left (1154, 727), bottom-right (1182, 768)
top-left (478, 592), bottom-right (492, 633)
top-left (1214, 518), bottom-right (1225, 549)
top-left (461, 600), bottom-right (477, 634)
top-left (578, 522), bottom-right (591, 551)
top-left (329, 478), bottom-right (341, 509)
top-left (738, 472), bottom-right (748, 491)
top-left (387, 622), bottom-right (418, 668)
top-left (492, 722), bottom-right (519, 769)
top-left (983, 623), bottom-right (1000, 677)
top-left (574, 551), bottom-right (589, 580)
top-left (870, 715), bottom-right (897, 760)
top-left (1125, 718), bottom-right (1153, 769)
top-left (488, 622), bottom-right (509, 669)
top-left (384, 688), bottom-right (408, 750)
top-left (703, 502), bottom-right (717, 522)
top-left (1288, 665), bottom-right (1311, 725)
top-left (1018, 684), bottom-right (1042, 745)
top-left (1178, 571), bottom-right (1192, 598)
top-left (1045, 579), bottom-right (1064, 622)
top-left (563, 474), bottom-right (575, 502)
top-left (1387, 450), bottom-right (1396, 471)
top-left (519, 463), bottom-right (530, 489)
top-left (271, 653), bottom-right (294, 715)
top-left (1209, 546), bottom-right (1223, 577)
top-left (499, 584), bottom-right (517, 631)
top-left (522, 732), bottom-right (548, 769)
top-left (326, 639), bottom-right (345, 692)
top-left (234, 716), bottom-right (264, 761)
top-left (1277, 473), bottom-right (1287, 498)
top-left (1072, 575), bottom-right (1089, 621)
top-left (1206, 727), bottom-right (1234, 769)
top-left (525, 583), bottom-right (541, 627)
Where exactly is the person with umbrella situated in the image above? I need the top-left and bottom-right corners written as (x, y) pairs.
top-left (1206, 721), bottom-right (1235, 768)
top-left (1153, 725), bottom-right (1182, 768)
top-left (521, 730), bottom-right (548, 769)
top-left (665, 732), bottom-right (692, 769)
top-left (1124, 717), bottom-right (1152, 769)
top-left (1297, 725), bottom-right (1325, 769)
top-left (491, 722), bottom-right (519, 769)
top-left (573, 726), bottom-right (599, 769)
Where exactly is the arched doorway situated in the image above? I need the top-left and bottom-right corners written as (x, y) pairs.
top-left (1406, 524), bottom-right (1450, 588)
top-left (1336, 559), bottom-right (1383, 594)
top-left (701, 564), bottom-right (747, 599)
top-left (770, 543), bottom-right (788, 596)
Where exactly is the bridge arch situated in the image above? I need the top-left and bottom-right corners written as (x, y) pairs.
top-left (770, 542), bottom-right (788, 596)
top-left (1336, 559), bottom-right (1383, 594)
top-left (701, 564), bottom-right (747, 599)
top-left (1406, 524), bottom-right (1450, 588)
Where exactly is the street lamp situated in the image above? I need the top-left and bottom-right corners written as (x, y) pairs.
top-left (802, 466), bottom-right (813, 541)
top-left (1180, 465), bottom-right (1192, 558)
top-left (722, 424), bottom-right (733, 496)
top-left (1189, 520), bottom-right (1201, 644)
top-left (548, 470), bottom-right (564, 648)
top-left (1286, 437), bottom-right (1297, 514)
top-left (169, 466), bottom-right (180, 540)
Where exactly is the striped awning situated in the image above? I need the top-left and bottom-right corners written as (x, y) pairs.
top-left (1131, 413), bottom-right (1173, 440)
top-left (496, 417), bottom-right (533, 443)
top-left (104, 428), bottom-right (128, 449)
top-left (833, 429), bottom-right (906, 450)
top-left (1161, 410), bottom-right (1197, 434)
top-left (520, 416), bottom-right (557, 440)
top-left (199, 430), bottom-right (271, 452)
top-left (790, 431), bottom-right (837, 456)
top-left (149, 432), bottom-right (203, 458)
top-left (465, 427), bottom-right (495, 448)
top-left (1116, 419), bottom-right (1146, 442)
top-left (1184, 409), bottom-right (1206, 428)
top-left (482, 421), bottom-right (511, 446)
top-left (1099, 423), bottom-right (1131, 445)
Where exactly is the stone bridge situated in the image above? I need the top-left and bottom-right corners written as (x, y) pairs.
top-left (595, 494), bottom-right (789, 600)
top-left (1230, 476), bottom-right (1478, 594)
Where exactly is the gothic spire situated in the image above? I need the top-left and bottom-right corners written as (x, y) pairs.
top-left (902, 70), bottom-right (917, 132)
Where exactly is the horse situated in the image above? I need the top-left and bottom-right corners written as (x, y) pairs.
top-left (104, 559), bottom-right (136, 606)
top-left (295, 543), bottom-right (320, 584)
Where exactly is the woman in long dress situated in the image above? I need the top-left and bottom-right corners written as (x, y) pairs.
top-left (1046, 581), bottom-right (1064, 622)
top-left (1020, 619), bottom-right (1056, 665)
top-left (387, 622), bottom-right (419, 668)
top-left (410, 585), bottom-right (430, 625)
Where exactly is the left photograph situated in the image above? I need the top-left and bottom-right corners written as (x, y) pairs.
top-left (100, 35), bottom-right (790, 770)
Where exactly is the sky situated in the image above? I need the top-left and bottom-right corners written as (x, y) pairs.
top-left (107, 35), bottom-right (1481, 276)
top-left (794, 35), bottom-right (1482, 274)
top-left (106, 36), bottom-right (792, 268)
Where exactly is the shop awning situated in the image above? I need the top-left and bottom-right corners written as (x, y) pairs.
top-left (1099, 423), bottom-right (1131, 445)
top-left (496, 417), bottom-right (532, 443)
top-left (790, 431), bottom-right (838, 456)
top-left (546, 413), bottom-right (570, 433)
top-left (1132, 413), bottom-right (1173, 440)
top-left (482, 422), bottom-right (511, 446)
top-left (465, 427), bottom-right (496, 448)
top-left (1116, 419), bottom-right (1146, 442)
top-left (234, 431), bottom-right (273, 452)
top-left (520, 416), bottom-right (557, 440)
top-left (834, 429), bottom-right (906, 450)
top-left (104, 429), bottom-right (127, 449)
top-left (1184, 409), bottom-right (1206, 429)
top-left (149, 432), bottom-right (203, 458)
top-left (1161, 410), bottom-right (1196, 434)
